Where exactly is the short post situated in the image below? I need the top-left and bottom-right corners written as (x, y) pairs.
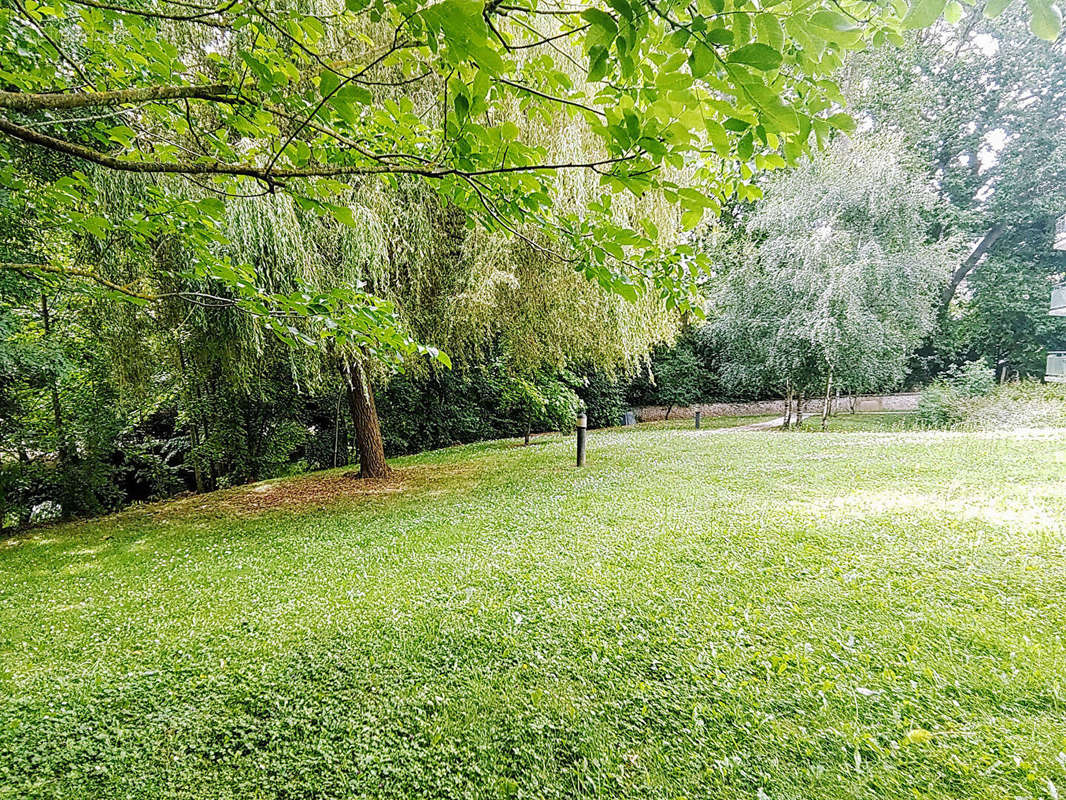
top-left (576, 412), bottom-right (587, 467)
top-left (694, 410), bottom-right (701, 429)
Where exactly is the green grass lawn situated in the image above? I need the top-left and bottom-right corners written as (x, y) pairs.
top-left (2, 422), bottom-right (1065, 799)
top-left (791, 411), bottom-right (916, 433)
top-left (636, 413), bottom-right (779, 431)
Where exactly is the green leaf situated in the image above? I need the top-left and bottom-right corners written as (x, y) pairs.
top-left (302, 15), bottom-right (326, 42)
top-left (737, 129), bottom-right (754, 160)
top-left (336, 84), bottom-right (373, 106)
top-left (809, 10), bottom-right (861, 32)
top-left (82, 215), bottom-right (109, 239)
top-left (330, 206), bottom-right (357, 227)
top-left (581, 8), bottom-right (618, 39)
top-left (500, 120), bottom-right (520, 140)
top-left (688, 42), bottom-right (717, 78)
top-left (944, 0), bottom-right (964, 21)
top-left (983, 0), bottom-right (1011, 17)
top-left (705, 27), bottom-right (734, 45)
top-left (755, 13), bottom-right (784, 50)
top-left (454, 93), bottom-right (469, 122)
top-left (319, 69), bottom-right (342, 98)
top-left (727, 43), bottom-right (782, 71)
top-left (588, 45), bottom-right (609, 82)
top-left (903, 0), bottom-right (948, 29)
top-left (106, 125), bottom-right (137, 148)
top-left (681, 208), bottom-right (703, 229)
top-left (1026, 0), bottom-right (1062, 39)
top-left (827, 112), bottom-right (856, 132)
top-left (705, 119), bottom-right (731, 156)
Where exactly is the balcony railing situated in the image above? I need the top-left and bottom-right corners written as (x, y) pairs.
top-left (1048, 351), bottom-right (1066, 383)
top-left (1052, 284), bottom-right (1066, 317)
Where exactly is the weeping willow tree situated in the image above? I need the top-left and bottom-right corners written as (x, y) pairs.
top-left (208, 170), bottom-right (679, 477)
top-left (65, 3), bottom-right (690, 480)
top-left (75, 158), bottom-right (676, 480)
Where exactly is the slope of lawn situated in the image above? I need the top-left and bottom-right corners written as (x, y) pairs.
top-left (2, 418), bottom-right (1065, 799)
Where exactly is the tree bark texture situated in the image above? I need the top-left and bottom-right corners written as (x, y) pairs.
top-left (341, 358), bottom-right (391, 479)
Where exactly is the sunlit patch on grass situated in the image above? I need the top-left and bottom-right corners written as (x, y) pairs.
top-left (805, 488), bottom-right (1065, 538)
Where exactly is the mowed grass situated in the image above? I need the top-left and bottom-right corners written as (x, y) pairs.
top-left (636, 413), bottom-right (779, 431)
top-left (2, 420), bottom-right (1065, 799)
top-left (792, 411), bottom-right (916, 433)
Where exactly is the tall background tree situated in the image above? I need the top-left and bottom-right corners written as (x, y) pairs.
top-left (705, 137), bottom-right (954, 424)
top-left (849, 5), bottom-right (1066, 378)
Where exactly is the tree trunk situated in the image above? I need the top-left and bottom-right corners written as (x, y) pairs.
top-left (39, 294), bottom-right (69, 460)
top-left (665, 405), bottom-right (673, 420)
top-left (188, 421), bottom-right (206, 494)
top-left (940, 222), bottom-right (1006, 309)
top-left (332, 389), bottom-right (342, 468)
top-left (40, 293), bottom-right (74, 513)
top-left (341, 358), bottom-right (391, 479)
top-left (524, 419), bottom-right (531, 445)
top-left (820, 368), bottom-right (833, 431)
top-left (795, 394), bottom-right (804, 428)
top-left (783, 382), bottom-right (793, 429)
top-left (176, 343), bottom-right (206, 493)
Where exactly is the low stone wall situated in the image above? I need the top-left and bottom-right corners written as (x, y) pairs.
top-left (634, 393), bottom-right (919, 422)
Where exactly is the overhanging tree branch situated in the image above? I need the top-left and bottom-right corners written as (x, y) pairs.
top-left (0, 114), bottom-right (637, 180)
top-left (0, 84), bottom-right (234, 112)
top-left (494, 77), bottom-right (607, 118)
top-left (63, 0), bottom-right (234, 26)
top-left (2, 262), bottom-right (162, 300)
top-left (0, 261), bottom-right (356, 320)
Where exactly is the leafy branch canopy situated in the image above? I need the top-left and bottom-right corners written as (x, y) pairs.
top-left (0, 0), bottom-right (1059, 361)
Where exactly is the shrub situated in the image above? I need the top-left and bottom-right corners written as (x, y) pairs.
top-left (496, 372), bottom-right (580, 443)
top-left (917, 361), bottom-right (1065, 430)
top-left (916, 361), bottom-right (995, 429)
top-left (915, 382), bottom-right (966, 429)
top-left (960, 381), bottom-right (1066, 430)
top-left (952, 360), bottom-right (997, 397)
top-left (655, 342), bottom-right (701, 418)
top-left (573, 369), bottom-right (628, 429)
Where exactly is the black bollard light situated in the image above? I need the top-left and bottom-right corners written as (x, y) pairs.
top-left (576, 412), bottom-right (587, 467)
top-left (694, 410), bottom-right (701, 429)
